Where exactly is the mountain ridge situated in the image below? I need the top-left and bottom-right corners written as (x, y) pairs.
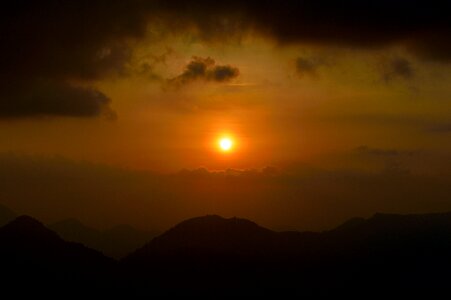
top-left (2, 210), bottom-right (451, 295)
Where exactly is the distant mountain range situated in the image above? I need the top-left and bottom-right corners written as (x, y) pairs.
top-left (49, 218), bottom-right (158, 259)
top-left (0, 203), bottom-right (157, 258)
top-left (1, 203), bottom-right (451, 296)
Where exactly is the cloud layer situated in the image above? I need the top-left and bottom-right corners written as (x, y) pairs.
top-left (1, 152), bottom-right (450, 231)
top-left (153, 0), bottom-right (451, 60)
top-left (1, 0), bottom-right (449, 117)
top-left (295, 56), bottom-right (330, 78)
top-left (380, 57), bottom-right (415, 82)
top-left (0, 80), bottom-right (116, 119)
top-left (0, 1), bottom-right (148, 118)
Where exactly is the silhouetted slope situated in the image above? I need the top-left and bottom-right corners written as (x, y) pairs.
top-left (3, 212), bottom-right (451, 296)
top-left (134, 215), bottom-right (276, 254)
top-left (324, 212), bottom-right (451, 253)
top-left (49, 219), bottom-right (157, 258)
top-left (331, 212), bottom-right (451, 235)
top-left (126, 215), bottom-right (325, 262)
top-left (124, 213), bottom-right (451, 296)
top-left (102, 224), bottom-right (158, 258)
top-left (0, 216), bottom-right (117, 295)
top-left (0, 203), bottom-right (17, 227)
top-left (332, 216), bottom-right (366, 231)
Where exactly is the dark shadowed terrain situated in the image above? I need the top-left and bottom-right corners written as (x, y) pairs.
top-left (1, 205), bottom-right (451, 296)
top-left (0, 215), bottom-right (117, 296)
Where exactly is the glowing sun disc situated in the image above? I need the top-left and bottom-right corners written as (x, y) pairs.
top-left (219, 137), bottom-right (233, 151)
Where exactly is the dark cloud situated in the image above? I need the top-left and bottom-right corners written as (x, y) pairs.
top-left (0, 0), bottom-right (149, 118)
top-left (295, 56), bottom-right (328, 78)
top-left (167, 57), bottom-right (239, 87)
top-left (1, 1), bottom-right (147, 81)
top-left (1, 0), bottom-right (450, 117)
top-left (153, 0), bottom-right (451, 61)
top-left (0, 80), bottom-right (116, 119)
top-left (176, 166), bottom-right (278, 179)
top-left (136, 47), bottom-right (174, 81)
top-left (427, 122), bottom-right (451, 133)
top-left (354, 146), bottom-right (413, 157)
top-left (210, 65), bottom-right (240, 82)
top-left (380, 57), bottom-right (415, 82)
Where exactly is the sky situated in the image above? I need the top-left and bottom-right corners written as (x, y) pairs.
top-left (0, 1), bottom-right (450, 231)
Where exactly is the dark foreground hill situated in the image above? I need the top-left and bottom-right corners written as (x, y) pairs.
top-left (2, 212), bottom-right (451, 296)
top-left (124, 213), bottom-right (451, 296)
top-left (0, 216), bottom-right (117, 296)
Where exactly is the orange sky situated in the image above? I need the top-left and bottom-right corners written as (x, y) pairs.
top-left (1, 37), bottom-right (450, 173)
top-left (1, 2), bottom-right (451, 231)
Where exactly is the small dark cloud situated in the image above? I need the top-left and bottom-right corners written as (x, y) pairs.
top-left (136, 47), bottom-right (174, 81)
top-left (381, 57), bottom-right (415, 82)
top-left (176, 166), bottom-right (278, 178)
top-left (352, 145), bottom-right (416, 175)
top-left (427, 122), bottom-right (451, 133)
top-left (167, 56), bottom-right (239, 87)
top-left (138, 63), bottom-right (163, 81)
top-left (354, 145), bottom-right (415, 157)
top-left (209, 65), bottom-right (240, 82)
top-left (0, 80), bottom-right (116, 119)
top-left (295, 56), bottom-right (328, 78)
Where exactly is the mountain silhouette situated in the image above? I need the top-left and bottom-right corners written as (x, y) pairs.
top-left (2, 212), bottom-right (451, 296)
top-left (0, 215), bottom-right (117, 296)
top-left (49, 218), bottom-right (157, 258)
top-left (124, 213), bottom-right (451, 296)
top-left (131, 215), bottom-right (276, 255)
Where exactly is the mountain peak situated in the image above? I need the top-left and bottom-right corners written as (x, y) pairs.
top-left (127, 215), bottom-right (276, 260)
top-left (0, 215), bottom-right (61, 242)
top-left (174, 214), bottom-right (262, 227)
top-left (166, 215), bottom-right (271, 237)
top-left (5, 215), bottom-right (45, 229)
top-left (333, 217), bottom-right (366, 231)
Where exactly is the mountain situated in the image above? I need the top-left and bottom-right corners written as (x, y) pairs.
top-left (124, 213), bottom-right (451, 296)
top-left (133, 215), bottom-right (276, 255)
top-left (0, 216), bottom-right (117, 295)
top-left (0, 203), bottom-right (17, 226)
top-left (3, 211), bottom-right (451, 296)
top-left (49, 219), bottom-right (157, 258)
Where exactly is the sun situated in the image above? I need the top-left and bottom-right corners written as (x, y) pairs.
top-left (218, 137), bottom-right (233, 152)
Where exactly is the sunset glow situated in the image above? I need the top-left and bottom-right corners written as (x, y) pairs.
top-left (1, 1), bottom-right (451, 278)
top-left (218, 137), bottom-right (233, 152)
